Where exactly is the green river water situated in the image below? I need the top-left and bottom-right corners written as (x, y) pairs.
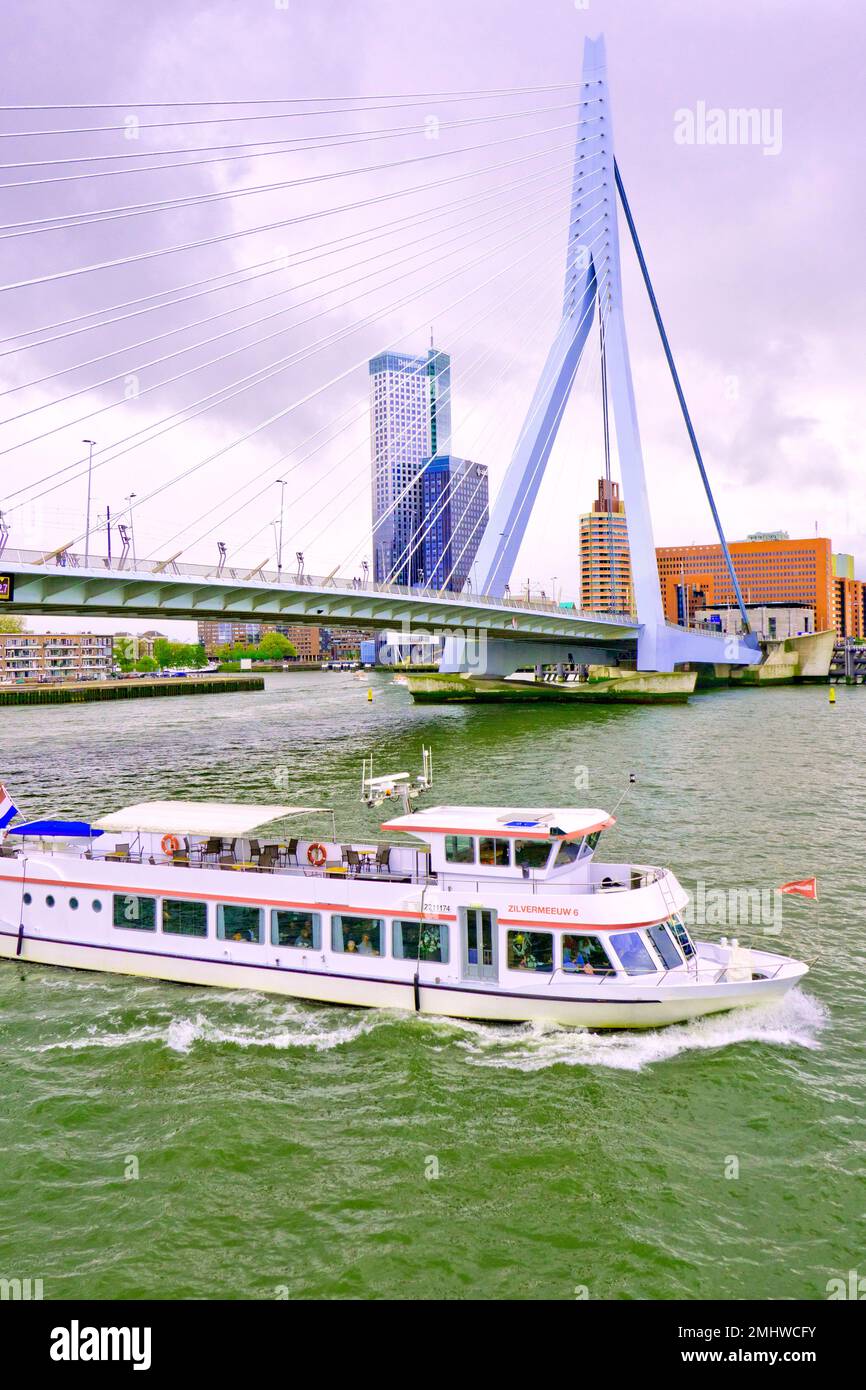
top-left (0, 673), bottom-right (863, 1301)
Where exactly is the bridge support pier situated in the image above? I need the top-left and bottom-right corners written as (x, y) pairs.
top-left (438, 634), bottom-right (628, 679)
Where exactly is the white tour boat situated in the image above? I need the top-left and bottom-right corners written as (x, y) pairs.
top-left (0, 798), bottom-right (808, 1029)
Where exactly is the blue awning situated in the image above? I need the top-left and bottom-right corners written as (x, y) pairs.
top-left (7, 819), bottom-right (104, 838)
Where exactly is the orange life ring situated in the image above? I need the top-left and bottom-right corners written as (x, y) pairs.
top-left (161, 833), bottom-right (180, 856)
top-left (307, 842), bottom-right (327, 868)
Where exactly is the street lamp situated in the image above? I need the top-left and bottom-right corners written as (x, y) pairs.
top-left (275, 478), bottom-right (287, 580)
top-left (125, 493), bottom-right (137, 570)
top-left (82, 439), bottom-right (96, 566)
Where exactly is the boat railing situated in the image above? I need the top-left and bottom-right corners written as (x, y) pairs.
top-left (75, 846), bottom-right (437, 887)
top-left (547, 947), bottom-right (793, 988)
top-left (437, 864), bottom-right (668, 897)
top-left (655, 955), bottom-right (790, 986)
top-left (546, 965), bottom-right (618, 985)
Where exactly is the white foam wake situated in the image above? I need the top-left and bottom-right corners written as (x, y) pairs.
top-left (444, 989), bottom-right (827, 1072)
top-left (24, 986), bottom-right (826, 1069)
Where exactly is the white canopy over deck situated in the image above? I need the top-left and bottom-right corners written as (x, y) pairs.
top-left (380, 805), bottom-right (615, 841)
top-left (93, 801), bottom-right (330, 838)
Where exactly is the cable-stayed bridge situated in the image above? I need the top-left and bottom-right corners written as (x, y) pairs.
top-left (0, 35), bottom-right (761, 676)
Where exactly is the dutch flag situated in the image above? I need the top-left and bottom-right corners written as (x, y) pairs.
top-left (0, 783), bottom-right (18, 831)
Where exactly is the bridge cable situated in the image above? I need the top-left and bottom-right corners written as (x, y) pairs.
top-left (0, 118), bottom-right (602, 240)
top-left (152, 220), bottom-right (574, 565)
top-left (0, 131), bottom-right (597, 295)
top-left (0, 176), bottom-right (588, 466)
top-left (0, 99), bottom-right (588, 189)
top-left (613, 159), bottom-right (752, 635)
top-left (15, 191), bottom-right (584, 552)
top-left (160, 209), bottom-right (605, 564)
top-left (0, 151), bottom-right (596, 354)
top-left (0, 160), bottom-right (587, 409)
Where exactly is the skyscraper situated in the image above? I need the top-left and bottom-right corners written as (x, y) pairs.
top-left (420, 456), bottom-right (489, 592)
top-left (579, 477), bottom-right (633, 613)
top-left (369, 346), bottom-right (451, 585)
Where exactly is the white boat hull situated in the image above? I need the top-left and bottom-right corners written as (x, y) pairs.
top-left (0, 920), bottom-right (804, 1029)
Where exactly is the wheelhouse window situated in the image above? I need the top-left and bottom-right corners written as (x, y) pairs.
top-left (514, 839), bottom-right (551, 870)
top-left (562, 934), bottom-right (614, 975)
top-left (479, 837), bottom-right (510, 867)
top-left (393, 919), bottom-right (449, 963)
top-left (647, 922), bottom-right (682, 970)
top-left (332, 914), bottom-right (384, 956)
top-left (507, 930), bottom-right (553, 972)
top-left (611, 930), bottom-right (657, 975)
top-left (444, 835), bottom-right (474, 864)
top-left (162, 898), bottom-right (208, 938)
top-left (113, 893), bottom-right (156, 931)
top-left (667, 915), bottom-right (696, 959)
top-left (552, 839), bottom-right (582, 868)
top-left (271, 909), bottom-right (321, 950)
top-left (585, 830), bottom-right (602, 852)
top-left (217, 903), bottom-right (263, 944)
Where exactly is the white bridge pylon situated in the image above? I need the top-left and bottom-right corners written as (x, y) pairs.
top-left (465, 33), bottom-right (756, 674)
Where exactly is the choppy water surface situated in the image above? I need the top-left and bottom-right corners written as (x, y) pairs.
top-left (0, 674), bottom-right (863, 1299)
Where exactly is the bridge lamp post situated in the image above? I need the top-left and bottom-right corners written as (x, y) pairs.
top-left (275, 478), bottom-right (287, 581)
top-left (125, 493), bottom-right (137, 570)
top-left (82, 439), bottom-right (96, 567)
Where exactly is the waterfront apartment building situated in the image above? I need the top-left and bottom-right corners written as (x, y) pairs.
top-left (113, 630), bottom-right (167, 664)
top-left (369, 345), bottom-right (452, 585)
top-left (197, 621), bottom-right (321, 661)
top-left (197, 621), bottom-right (263, 652)
top-left (420, 455), bottom-right (489, 592)
top-left (0, 631), bottom-right (113, 682)
top-left (656, 536), bottom-right (834, 631)
top-left (579, 478), bottom-right (634, 613)
top-left (321, 627), bottom-right (367, 661)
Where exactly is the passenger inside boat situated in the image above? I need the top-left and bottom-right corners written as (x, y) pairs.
top-left (562, 934), bottom-right (615, 975)
top-left (333, 915), bottom-right (382, 956)
top-left (507, 931), bottom-right (554, 972)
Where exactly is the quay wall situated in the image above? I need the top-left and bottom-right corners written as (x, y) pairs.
top-left (0, 675), bottom-right (264, 707)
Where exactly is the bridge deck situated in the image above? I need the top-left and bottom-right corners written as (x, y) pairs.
top-left (0, 549), bottom-right (760, 667)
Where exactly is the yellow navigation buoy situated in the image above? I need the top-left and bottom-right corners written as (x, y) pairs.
top-left (829, 686), bottom-right (836, 704)
top-left (368, 687), bottom-right (373, 702)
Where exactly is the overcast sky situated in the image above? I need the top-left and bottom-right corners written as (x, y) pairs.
top-left (1, 0), bottom-right (862, 635)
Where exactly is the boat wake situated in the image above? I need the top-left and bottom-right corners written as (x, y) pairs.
top-left (163, 1003), bottom-right (389, 1054)
top-left (26, 990), bottom-right (399, 1055)
top-left (23, 983), bottom-right (826, 1069)
top-left (444, 989), bottom-right (827, 1072)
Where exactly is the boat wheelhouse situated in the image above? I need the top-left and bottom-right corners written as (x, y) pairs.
top-left (0, 799), bottom-right (808, 1028)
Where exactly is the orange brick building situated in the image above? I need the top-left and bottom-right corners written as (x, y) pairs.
top-left (656, 537), bottom-right (834, 632)
top-left (832, 555), bottom-right (866, 639)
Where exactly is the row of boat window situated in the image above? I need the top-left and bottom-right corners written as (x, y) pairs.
top-left (24, 889), bottom-right (696, 974)
top-left (26, 891), bottom-right (450, 960)
top-left (443, 833), bottom-right (600, 870)
top-left (507, 918), bottom-right (696, 974)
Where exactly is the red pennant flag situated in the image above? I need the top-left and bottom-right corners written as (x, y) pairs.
top-left (777, 877), bottom-right (818, 900)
